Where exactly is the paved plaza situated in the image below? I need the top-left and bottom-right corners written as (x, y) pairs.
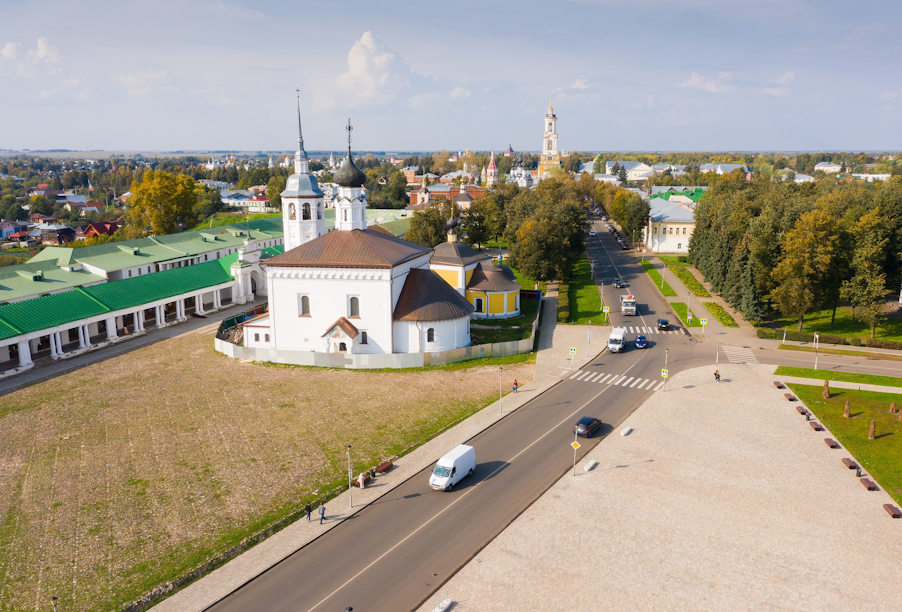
top-left (417, 363), bottom-right (902, 612)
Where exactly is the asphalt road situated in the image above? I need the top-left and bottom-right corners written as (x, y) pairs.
top-left (208, 214), bottom-right (894, 612)
top-left (208, 220), bottom-right (711, 612)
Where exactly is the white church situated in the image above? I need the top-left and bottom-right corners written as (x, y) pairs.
top-left (239, 107), bottom-right (475, 358)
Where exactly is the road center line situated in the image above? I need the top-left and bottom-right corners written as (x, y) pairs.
top-left (304, 355), bottom-right (646, 612)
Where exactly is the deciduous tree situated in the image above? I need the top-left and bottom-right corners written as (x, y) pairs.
top-left (125, 170), bottom-right (198, 237)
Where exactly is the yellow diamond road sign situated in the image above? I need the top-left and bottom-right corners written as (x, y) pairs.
top-left (571, 441), bottom-right (581, 450)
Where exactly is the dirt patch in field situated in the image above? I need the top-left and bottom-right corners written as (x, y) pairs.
top-left (0, 329), bottom-right (534, 611)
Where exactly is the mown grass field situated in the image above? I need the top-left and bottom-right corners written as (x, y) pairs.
top-left (192, 212), bottom-right (280, 230)
top-left (771, 306), bottom-right (902, 343)
top-left (0, 330), bottom-right (535, 612)
top-left (640, 260), bottom-right (677, 297)
top-left (788, 384), bottom-right (902, 506)
top-left (774, 366), bottom-right (902, 388)
top-left (670, 302), bottom-right (701, 327)
top-left (565, 257), bottom-right (603, 325)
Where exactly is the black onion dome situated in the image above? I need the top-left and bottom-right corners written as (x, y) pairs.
top-left (334, 149), bottom-right (367, 188)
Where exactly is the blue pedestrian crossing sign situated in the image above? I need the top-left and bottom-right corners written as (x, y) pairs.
top-left (602, 306), bottom-right (610, 313)
top-left (661, 368), bottom-right (669, 378)
top-left (700, 318), bottom-right (708, 325)
top-left (569, 347), bottom-right (577, 355)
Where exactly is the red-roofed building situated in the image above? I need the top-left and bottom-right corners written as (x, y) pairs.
top-left (83, 222), bottom-right (119, 238)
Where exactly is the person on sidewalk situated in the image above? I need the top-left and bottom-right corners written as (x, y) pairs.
top-left (319, 504), bottom-right (326, 524)
top-left (714, 370), bottom-right (721, 383)
top-left (513, 379), bottom-right (518, 393)
top-left (305, 502), bottom-right (311, 521)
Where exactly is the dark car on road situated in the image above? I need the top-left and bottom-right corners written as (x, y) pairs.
top-left (574, 416), bottom-right (603, 438)
top-left (635, 334), bottom-right (648, 349)
top-left (657, 318), bottom-right (669, 330)
top-left (613, 278), bottom-right (624, 288)
top-left (621, 242), bottom-right (630, 250)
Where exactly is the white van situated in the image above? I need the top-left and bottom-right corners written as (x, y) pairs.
top-left (608, 327), bottom-right (627, 353)
top-left (429, 444), bottom-right (476, 491)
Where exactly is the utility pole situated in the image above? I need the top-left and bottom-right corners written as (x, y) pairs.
top-left (499, 366), bottom-right (503, 413)
top-left (347, 445), bottom-right (352, 508)
top-left (814, 332), bottom-right (819, 370)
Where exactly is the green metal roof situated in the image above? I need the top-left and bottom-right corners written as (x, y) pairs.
top-left (29, 217), bottom-right (285, 274)
top-left (0, 259), bottom-right (236, 342)
top-left (371, 218), bottom-right (412, 237)
top-left (0, 259), bottom-right (106, 303)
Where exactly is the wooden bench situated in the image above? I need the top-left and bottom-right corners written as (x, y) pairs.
top-left (376, 461), bottom-right (394, 474)
top-left (773, 381), bottom-right (785, 389)
top-left (784, 393), bottom-right (797, 401)
top-left (809, 421), bottom-right (823, 431)
top-left (885, 504), bottom-right (902, 519)
top-left (795, 406), bottom-right (809, 416)
top-left (860, 478), bottom-right (878, 491)
top-left (842, 458), bottom-right (859, 470)
top-left (351, 473), bottom-right (372, 487)
top-left (824, 438), bottom-right (840, 449)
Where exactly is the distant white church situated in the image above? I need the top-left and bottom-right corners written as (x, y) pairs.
top-left (241, 105), bottom-right (474, 356)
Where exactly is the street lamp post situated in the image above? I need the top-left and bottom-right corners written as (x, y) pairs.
top-left (347, 445), bottom-right (352, 508)
top-left (660, 264), bottom-right (666, 290)
top-left (51, 597), bottom-right (58, 612)
top-left (814, 333), bottom-right (819, 370)
top-left (499, 366), bottom-right (503, 413)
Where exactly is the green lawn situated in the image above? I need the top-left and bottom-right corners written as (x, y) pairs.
top-left (640, 260), bottom-right (677, 297)
top-left (774, 366), bottom-right (902, 388)
top-left (509, 266), bottom-right (546, 294)
top-left (671, 302), bottom-right (701, 327)
top-left (469, 297), bottom-right (540, 345)
top-left (778, 344), bottom-right (902, 362)
top-left (702, 301), bottom-right (739, 327)
top-left (657, 255), bottom-right (691, 266)
top-left (484, 240), bottom-right (508, 249)
top-left (192, 212), bottom-right (280, 230)
top-left (788, 384), bottom-right (902, 506)
top-left (565, 257), bottom-right (603, 325)
top-left (771, 305), bottom-right (902, 343)
top-left (668, 265), bottom-right (710, 297)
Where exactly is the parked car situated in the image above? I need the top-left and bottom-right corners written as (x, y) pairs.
top-left (657, 318), bottom-right (669, 330)
top-left (589, 230), bottom-right (596, 236)
top-left (613, 278), bottom-right (624, 288)
top-left (574, 416), bottom-right (602, 438)
top-left (635, 334), bottom-right (648, 349)
top-left (621, 242), bottom-right (630, 250)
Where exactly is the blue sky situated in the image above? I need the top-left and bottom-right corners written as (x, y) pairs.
top-left (1, 0), bottom-right (899, 152)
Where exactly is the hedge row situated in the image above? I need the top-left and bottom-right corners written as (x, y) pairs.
top-left (756, 327), bottom-right (902, 350)
top-left (668, 265), bottom-right (710, 297)
top-left (701, 302), bottom-right (738, 327)
top-left (557, 282), bottom-right (570, 322)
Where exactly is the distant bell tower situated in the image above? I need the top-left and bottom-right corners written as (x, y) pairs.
top-left (486, 149), bottom-right (498, 187)
top-left (333, 119), bottom-right (368, 231)
top-left (542, 94), bottom-right (558, 156)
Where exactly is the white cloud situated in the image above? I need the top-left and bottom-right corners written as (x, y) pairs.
top-left (329, 32), bottom-right (418, 109)
top-left (0, 42), bottom-right (20, 61)
top-left (449, 86), bottom-right (471, 99)
top-left (880, 87), bottom-right (901, 101)
top-left (773, 70), bottom-right (795, 85)
top-left (117, 70), bottom-right (167, 97)
top-left (679, 71), bottom-right (733, 93)
top-left (27, 38), bottom-right (60, 64)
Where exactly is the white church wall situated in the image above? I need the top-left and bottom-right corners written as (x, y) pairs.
top-left (267, 268), bottom-right (394, 353)
top-left (390, 254), bottom-right (431, 309)
top-left (392, 318), bottom-right (469, 353)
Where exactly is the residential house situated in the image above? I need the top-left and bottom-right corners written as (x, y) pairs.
top-left (41, 226), bottom-right (77, 245)
top-left (605, 161), bottom-right (654, 182)
top-left (83, 222), bottom-right (119, 238)
top-left (0, 221), bottom-right (29, 240)
top-left (64, 201), bottom-right (104, 215)
top-left (814, 161), bottom-right (842, 173)
top-left (643, 199), bottom-right (696, 254)
top-left (28, 213), bottom-right (58, 223)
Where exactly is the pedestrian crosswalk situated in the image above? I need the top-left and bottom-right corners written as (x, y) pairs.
top-left (568, 369), bottom-right (665, 391)
top-left (721, 345), bottom-right (758, 364)
top-left (617, 326), bottom-right (685, 335)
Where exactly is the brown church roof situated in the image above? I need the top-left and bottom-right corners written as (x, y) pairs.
top-left (466, 261), bottom-right (522, 292)
top-left (430, 241), bottom-right (491, 267)
top-left (393, 268), bottom-right (475, 322)
top-left (264, 229), bottom-right (431, 269)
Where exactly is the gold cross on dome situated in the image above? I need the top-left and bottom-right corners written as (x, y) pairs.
top-left (346, 119), bottom-right (353, 147)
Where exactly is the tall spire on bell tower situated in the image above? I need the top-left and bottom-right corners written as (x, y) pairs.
top-left (549, 92), bottom-right (553, 114)
top-left (294, 88), bottom-right (309, 175)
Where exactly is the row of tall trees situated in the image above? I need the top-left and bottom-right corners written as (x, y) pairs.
top-left (690, 173), bottom-right (902, 336)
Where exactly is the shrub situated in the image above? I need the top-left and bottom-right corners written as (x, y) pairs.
top-left (701, 302), bottom-right (738, 327)
top-left (849, 337), bottom-right (862, 346)
top-left (865, 338), bottom-right (902, 351)
top-left (668, 265), bottom-right (710, 297)
top-left (557, 283), bottom-right (570, 322)
top-left (678, 256), bottom-right (689, 263)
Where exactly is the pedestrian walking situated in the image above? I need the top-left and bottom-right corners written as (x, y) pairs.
top-left (318, 504), bottom-right (325, 524)
top-left (512, 379), bottom-right (518, 393)
top-left (714, 370), bottom-right (720, 383)
top-left (305, 502), bottom-right (311, 521)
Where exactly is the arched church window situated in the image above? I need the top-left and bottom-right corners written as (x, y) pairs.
top-left (343, 209), bottom-right (347, 222)
top-left (289, 203), bottom-right (296, 220)
top-left (303, 203), bottom-right (311, 220)
top-left (427, 328), bottom-right (435, 342)
top-left (317, 204), bottom-right (322, 219)
top-left (474, 298), bottom-right (483, 313)
top-left (265, 334), bottom-right (270, 342)
top-left (547, 140), bottom-right (553, 150)
top-left (299, 294), bottom-right (310, 316)
top-left (254, 333), bottom-right (260, 342)
top-left (339, 342), bottom-right (347, 352)
top-left (349, 296), bottom-right (360, 317)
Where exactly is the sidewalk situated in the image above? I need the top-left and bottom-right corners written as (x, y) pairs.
top-left (777, 375), bottom-right (902, 395)
top-left (416, 362), bottom-right (902, 611)
top-left (150, 296), bottom-right (568, 612)
top-left (534, 282), bottom-right (604, 381)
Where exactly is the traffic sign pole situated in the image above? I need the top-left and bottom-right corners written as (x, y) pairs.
top-left (700, 318), bottom-right (707, 336)
top-left (572, 436), bottom-right (580, 476)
